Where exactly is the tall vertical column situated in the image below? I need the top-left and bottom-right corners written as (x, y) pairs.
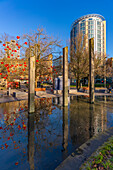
top-left (28, 47), bottom-right (35, 113)
top-left (89, 38), bottom-right (95, 104)
top-left (63, 47), bottom-right (68, 106)
top-left (112, 58), bottom-right (113, 88)
top-left (104, 59), bottom-right (106, 89)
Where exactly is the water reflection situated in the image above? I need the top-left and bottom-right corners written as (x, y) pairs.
top-left (28, 113), bottom-right (35, 170)
top-left (0, 96), bottom-right (113, 170)
top-left (53, 96), bottom-right (70, 107)
top-left (62, 106), bottom-right (68, 160)
top-left (69, 97), bottom-right (107, 147)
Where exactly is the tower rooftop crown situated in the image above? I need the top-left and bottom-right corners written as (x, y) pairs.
top-left (71, 14), bottom-right (105, 30)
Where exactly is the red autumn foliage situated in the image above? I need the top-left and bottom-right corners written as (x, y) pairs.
top-left (18, 125), bottom-right (21, 130)
top-left (5, 143), bottom-right (8, 149)
top-left (7, 137), bottom-right (10, 140)
top-left (16, 36), bottom-right (20, 39)
top-left (10, 132), bottom-right (14, 136)
top-left (23, 124), bottom-right (26, 130)
top-left (15, 162), bottom-right (19, 165)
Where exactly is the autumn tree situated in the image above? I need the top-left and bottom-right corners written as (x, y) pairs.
top-left (22, 27), bottom-right (61, 87)
top-left (70, 33), bottom-right (89, 91)
top-left (0, 33), bottom-right (28, 86)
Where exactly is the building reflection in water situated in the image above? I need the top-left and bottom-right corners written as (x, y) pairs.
top-left (28, 113), bottom-right (35, 170)
top-left (93, 102), bottom-right (107, 135)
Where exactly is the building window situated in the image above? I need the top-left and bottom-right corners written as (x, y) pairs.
top-left (88, 34), bottom-right (94, 39)
top-left (97, 21), bottom-right (101, 25)
top-left (88, 18), bottom-right (93, 20)
top-left (97, 26), bottom-right (101, 30)
top-left (88, 21), bottom-right (94, 25)
top-left (97, 48), bottom-right (101, 52)
top-left (97, 30), bottom-right (101, 34)
top-left (97, 39), bottom-right (101, 43)
top-left (97, 43), bottom-right (101, 48)
top-left (88, 30), bottom-right (94, 34)
top-left (88, 25), bottom-right (94, 29)
top-left (80, 22), bottom-right (85, 27)
top-left (97, 34), bottom-right (101, 39)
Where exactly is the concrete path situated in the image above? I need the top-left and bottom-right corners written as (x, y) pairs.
top-left (0, 89), bottom-right (113, 103)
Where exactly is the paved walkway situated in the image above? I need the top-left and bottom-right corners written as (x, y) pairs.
top-left (0, 89), bottom-right (113, 103)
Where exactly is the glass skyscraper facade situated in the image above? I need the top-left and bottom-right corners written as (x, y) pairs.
top-left (70, 14), bottom-right (106, 55)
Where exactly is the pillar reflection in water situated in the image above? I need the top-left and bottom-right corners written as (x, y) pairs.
top-left (104, 96), bottom-right (107, 103)
top-left (62, 106), bottom-right (68, 159)
top-left (89, 104), bottom-right (94, 138)
top-left (28, 113), bottom-right (35, 170)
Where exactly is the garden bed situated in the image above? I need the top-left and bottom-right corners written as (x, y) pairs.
top-left (80, 136), bottom-right (113, 170)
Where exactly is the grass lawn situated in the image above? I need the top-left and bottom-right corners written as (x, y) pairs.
top-left (80, 136), bottom-right (113, 170)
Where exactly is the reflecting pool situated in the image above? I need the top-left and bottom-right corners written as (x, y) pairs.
top-left (0, 96), bottom-right (113, 170)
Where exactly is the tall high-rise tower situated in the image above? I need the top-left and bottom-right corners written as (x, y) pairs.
top-left (70, 14), bottom-right (106, 56)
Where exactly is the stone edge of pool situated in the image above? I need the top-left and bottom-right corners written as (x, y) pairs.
top-left (55, 127), bottom-right (113, 170)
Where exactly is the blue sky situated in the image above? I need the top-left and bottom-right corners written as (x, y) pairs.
top-left (0, 0), bottom-right (113, 57)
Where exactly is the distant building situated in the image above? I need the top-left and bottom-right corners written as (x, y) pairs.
top-left (70, 14), bottom-right (106, 56)
top-left (53, 55), bottom-right (63, 77)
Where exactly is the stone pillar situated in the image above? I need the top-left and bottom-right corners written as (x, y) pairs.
top-left (9, 87), bottom-right (11, 96)
top-left (112, 58), bottom-right (113, 88)
top-left (28, 48), bottom-right (35, 113)
top-left (63, 47), bottom-right (68, 106)
top-left (28, 113), bottom-right (34, 170)
top-left (89, 38), bottom-right (95, 104)
top-left (104, 55), bottom-right (106, 89)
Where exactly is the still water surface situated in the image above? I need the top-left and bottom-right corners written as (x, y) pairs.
top-left (0, 96), bottom-right (113, 170)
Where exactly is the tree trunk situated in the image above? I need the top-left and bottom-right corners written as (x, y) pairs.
top-left (76, 77), bottom-right (80, 91)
